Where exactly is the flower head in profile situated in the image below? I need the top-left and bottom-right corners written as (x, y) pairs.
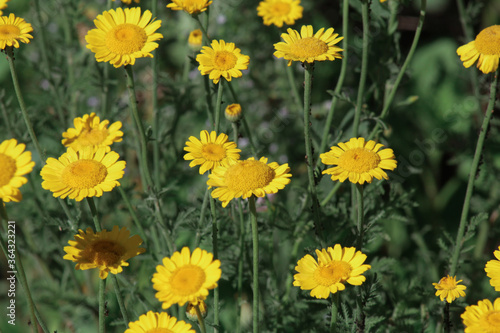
top-left (0, 139), bottom-right (35, 203)
top-left (293, 244), bottom-right (371, 299)
top-left (0, 0), bottom-right (10, 16)
top-left (320, 137), bottom-right (397, 185)
top-left (485, 246), bottom-right (500, 291)
top-left (208, 157), bottom-right (291, 208)
top-left (152, 247), bottom-right (221, 309)
top-left (257, 0), bottom-right (303, 28)
top-left (85, 7), bottom-right (162, 68)
top-left (167, 0), bottom-right (213, 15)
top-left (64, 226), bottom-right (145, 279)
top-left (457, 25), bottom-right (500, 74)
top-left (0, 13), bottom-right (33, 50)
top-left (461, 298), bottom-right (500, 332)
top-left (184, 130), bottom-right (241, 174)
top-left (432, 275), bottom-right (466, 303)
top-left (40, 146), bottom-right (126, 201)
top-left (125, 311), bottom-right (195, 333)
top-left (113, 0), bottom-right (140, 4)
top-left (62, 113), bottom-right (123, 152)
top-left (274, 25), bottom-right (343, 66)
top-left (225, 103), bottom-right (243, 122)
top-left (188, 29), bottom-right (202, 49)
top-left (186, 299), bottom-right (207, 321)
top-left (196, 40), bottom-right (250, 84)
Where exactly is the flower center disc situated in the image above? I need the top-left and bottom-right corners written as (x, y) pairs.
top-left (85, 240), bottom-right (125, 266)
top-left (225, 160), bottom-right (275, 193)
top-left (62, 159), bottom-right (108, 189)
top-left (483, 311), bottom-right (500, 330)
top-left (475, 25), bottom-right (500, 55)
top-left (0, 153), bottom-right (16, 187)
top-left (314, 261), bottom-right (352, 286)
top-left (201, 143), bottom-right (226, 161)
top-left (146, 329), bottom-right (174, 333)
top-left (338, 148), bottom-right (381, 173)
top-left (270, 2), bottom-right (291, 16)
top-left (439, 277), bottom-right (456, 290)
top-left (106, 23), bottom-right (147, 55)
top-left (78, 128), bottom-right (109, 146)
top-left (170, 265), bottom-right (206, 296)
top-left (0, 25), bottom-right (21, 39)
top-left (214, 51), bottom-right (237, 70)
top-left (289, 37), bottom-right (328, 58)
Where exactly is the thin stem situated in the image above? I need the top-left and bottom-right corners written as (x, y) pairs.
top-left (227, 82), bottom-right (258, 156)
top-left (117, 186), bottom-right (147, 245)
top-left (444, 302), bottom-right (450, 333)
top-left (330, 293), bottom-right (340, 333)
top-left (320, 182), bottom-right (343, 207)
top-left (319, 0), bottom-right (349, 155)
top-left (214, 80), bottom-right (224, 132)
top-left (203, 76), bottom-right (215, 125)
top-left (249, 196), bottom-right (259, 333)
top-left (285, 62), bottom-right (303, 113)
top-left (368, 0), bottom-right (427, 140)
top-left (111, 275), bottom-right (130, 327)
top-left (194, 188), bottom-right (210, 247)
top-left (356, 184), bottom-right (364, 249)
top-left (450, 68), bottom-right (499, 276)
top-left (86, 197), bottom-right (102, 232)
top-left (195, 304), bottom-right (207, 333)
top-left (235, 198), bottom-right (245, 333)
top-left (152, 0), bottom-right (161, 186)
top-left (99, 278), bottom-right (106, 333)
top-left (209, 194), bottom-right (219, 332)
top-left (352, 0), bottom-right (370, 137)
top-left (194, 15), bottom-right (211, 44)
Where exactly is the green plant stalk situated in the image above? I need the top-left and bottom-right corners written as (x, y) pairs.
top-left (444, 302), bottom-right (450, 333)
top-left (303, 63), bottom-right (321, 229)
top-left (203, 76), bottom-right (215, 125)
top-left (235, 198), bottom-right (246, 333)
top-left (195, 304), bottom-right (207, 333)
top-left (330, 293), bottom-right (340, 333)
top-left (124, 65), bottom-right (154, 190)
top-left (152, 0), bottom-right (161, 186)
top-left (227, 82), bottom-right (258, 156)
top-left (60, 3), bottom-right (78, 121)
top-left (194, 15), bottom-right (211, 44)
top-left (153, 198), bottom-right (175, 255)
top-left (356, 184), bottom-right (364, 249)
top-left (249, 196), bottom-right (259, 333)
top-left (87, 197), bottom-right (102, 232)
top-left (352, 0), bottom-right (369, 137)
top-left (111, 275), bottom-right (130, 327)
top-left (209, 193), bottom-right (219, 332)
top-left (319, 0), bottom-right (349, 155)
top-left (214, 80), bottom-right (224, 132)
top-left (285, 62), bottom-right (303, 113)
top-left (117, 186), bottom-right (148, 246)
top-left (320, 182), bottom-right (342, 207)
top-left (449, 68), bottom-right (499, 276)
top-left (368, 0), bottom-right (427, 140)
top-left (194, 188), bottom-right (210, 247)
top-left (99, 278), bottom-right (106, 333)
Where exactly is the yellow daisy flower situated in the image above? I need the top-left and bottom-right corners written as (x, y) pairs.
top-left (457, 25), bottom-right (500, 74)
top-left (186, 299), bottom-right (207, 321)
top-left (184, 130), bottom-right (241, 174)
top-left (40, 146), bottom-right (126, 201)
top-left (188, 29), bottom-right (202, 49)
top-left (167, 0), bottom-right (213, 15)
top-left (85, 7), bottom-right (163, 68)
top-left (461, 298), bottom-right (500, 332)
top-left (62, 113), bottom-right (123, 153)
top-left (225, 103), bottom-right (243, 122)
top-left (113, 0), bottom-right (140, 4)
top-left (432, 275), bottom-right (466, 303)
top-left (208, 157), bottom-right (291, 208)
top-left (485, 246), bottom-right (500, 291)
top-left (0, 13), bottom-right (33, 50)
top-left (0, 139), bottom-right (35, 203)
top-left (0, 0), bottom-right (10, 16)
top-left (152, 247), bottom-right (221, 309)
top-left (257, 0), bottom-right (303, 28)
top-left (320, 137), bottom-right (397, 185)
top-left (196, 39), bottom-right (250, 84)
top-left (293, 244), bottom-right (371, 299)
top-left (63, 226), bottom-right (145, 279)
top-left (125, 311), bottom-right (195, 333)
top-left (273, 25), bottom-right (343, 66)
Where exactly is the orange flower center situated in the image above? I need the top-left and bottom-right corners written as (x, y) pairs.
top-left (84, 240), bottom-right (125, 267)
top-left (270, 2), bottom-right (291, 16)
top-left (201, 143), bottom-right (226, 161)
top-left (482, 311), bottom-right (500, 331)
top-left (62, 160), bottom-right (108, 189)
top-left (225, 160), bottom-right (275, 193)
top-left (289, 37), bottom-right (328, 58)
top-left (338, 148), bottom-right (381, 173)
top-left (106, 23), bottom-right (147, 55)
top-left (475, 25), bottom-right (500, 56)
top-left (0, 153), bottom-right (16, 187)
top-left (213, 50), bottom-right (237, 70)
top-left (314, 260), bottom-right (352, 286)
top-left (170, 265), bottom-right (206, 296)
top-left (0, 24), bottom-right (20, 39)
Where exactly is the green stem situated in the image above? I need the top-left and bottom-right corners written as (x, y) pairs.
top-left (152, 0), bottom-right (161, 186)
top-left (195, 304), bottom-right (207, 333)
top-left (203, 76), bottom-right (215, 125)
top-left (214, 80), bottom-right (224, 132)
top-left (86, 197), bottom-right (102, 232)
top-left (124, 65), bottom-right (154, 190)
top-left (320, 182), bottom-right (342, 207)
top-left (99, 278), bottom-right (106, 333)
top-left (249, 196), bottom-right (259, 333)
top-left (227, 83), bottom-right (258, 156)
top-left (194, 188), bottom-right (210, 247)
top-left (319, 0), bottom-right (349, 155)
top-left (356, 184), bottom-right (364, 249)
top-left (111, 275), bottom-right (130, 327)
top-left (444, 302), bottom-right (450, 333)
top-left (330, 293), bottom-right (340, 333)
top-left (449, 68), bottom-right (499, 276)
top-left (194, 15), bottom-right (211, 44)
top-left (368, 0), bottom-right (427, 140)
top-left (235, 199), bottom-right (245, 333)
top-left (209, 194), bottom-right (219, 332)
top-left (352, 0), bottom-right (370, 137)
top-left (285, 62), bottom-right (303, 113)
top-left (117, 186), bottom-right (147, 245)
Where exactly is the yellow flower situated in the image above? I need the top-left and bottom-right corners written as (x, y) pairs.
top-left (63, 226), bottom-right (145, 279)
top-left (274, 25), bottom-right (343, 66)
top-left (113, 0), bottom-right (140, 4)
top-left (167, 0), bottom-right (213, 15)
top-left (152, 247), bottom-right (221, 309)
top-left (485, 246), bottom-right (500, 291)
top-left (186, 299), bottom-right (207, 321)
top-left (196, 39), bottom-right (250, 84)
top-left (320, 137), bottom-right (397, 185)
top-left (188, 29), bottom-right (202, 49)
top-left (293, 244), bottom-right (371, 299)
top-left (62, 113), bottom-right (123, 153)
top-left (85, 7), bottom-right (163, 68)
top-left (0, 13), bottom-right (33, 50)
top-left (40, 146), bottom-right (126, 201)
top-left (125, 311), bottom-right (195, 333)
top-left (225, 103), bottom-right (243, 122)
top-left (0, 0), bottom-right (10, 16)
top-left (461, 298), bottom-right (500, 332)
top-left (432, 275), bottom-right (466, 303)
top-left (457, 25), bottom-right (500, 74)
top-left (257, 0), bottom-right (303, 28)
top-left (0, 139), bottom-right (35, 203)
top-left (184, 130), bottom-right (241, 174)
top-left (208, 157), bottom-right (291, 208)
